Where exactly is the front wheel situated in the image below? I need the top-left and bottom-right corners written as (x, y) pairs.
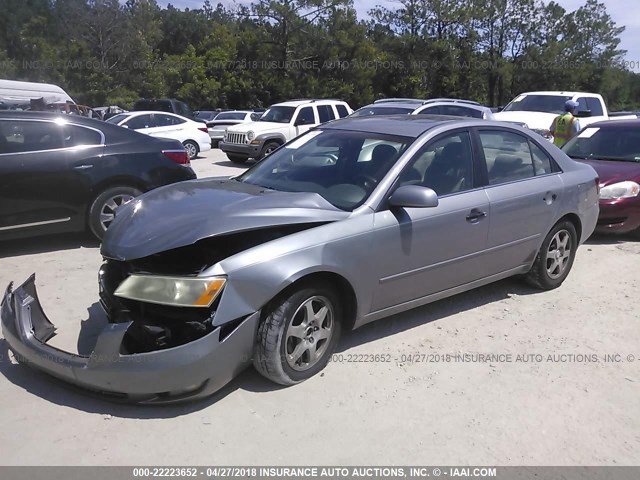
top-left (258, 141), bottom-right (281, 160)
top-left (525, 220), bottom-right (577, 290)
top-left (254, 283), bottom-right (342, 385)
top-left (183, 140), bottom-right (199, 160)
top-left (88, 186), bottom-right (142, 240)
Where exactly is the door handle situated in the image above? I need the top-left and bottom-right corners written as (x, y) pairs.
top-left (73, 164), bottom-right (93, 170)
top-left (543, 191), bottom-right (557, 204)
top-left (466, 209), bottom-right (487, 222)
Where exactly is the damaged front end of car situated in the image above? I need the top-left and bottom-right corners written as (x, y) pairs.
top-left (1, 179), bottom-right (350, 403)
top-left (0, 224), bottom-right (335, 403)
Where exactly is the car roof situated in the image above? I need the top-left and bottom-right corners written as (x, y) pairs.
top-left (517, 91), bottom-right (599, 97)
top-left (587, 119), bottom-right (640, 128)
top-left (320, 114), bottom-right (464, 137)
top-left (0, 110), bottom-right (101, 124)
top-left (357, 102), bottom-right (423, 111)
top-left (271, 99), bottom-right (347, 107)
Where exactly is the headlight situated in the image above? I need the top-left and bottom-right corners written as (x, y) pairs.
top-left (599, 181), bottom-right (640, 200)
top-left (246, 130), bottom-right (255, 142)
top-left (114, 275), bottom-right (226, 308)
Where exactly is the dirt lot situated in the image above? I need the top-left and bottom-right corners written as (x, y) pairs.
top-left (0, 149), bottom-right (639, 466)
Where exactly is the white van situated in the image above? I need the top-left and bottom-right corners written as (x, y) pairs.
top-left (0, 79), bottom-right (75, 110)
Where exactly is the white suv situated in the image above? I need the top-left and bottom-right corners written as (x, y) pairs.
top-left (219, 99), bottom-right (352, 163)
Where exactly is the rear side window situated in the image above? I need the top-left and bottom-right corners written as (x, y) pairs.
top-left (0, 120), bottom-right (64, 153)
top-left (317, 105), bottom-right (336, 123)
top-left (124, 114), bottom-right (153, 130)
top-left (417, 106), bottom-right (441, 115)
top-left (155, 114), bottom-right (185, 126)
top-left (335, 104), bottom-right (349, 118)
top-left (479, 130), bottom-right (544, 184)
top-left (529, 142), bottom-right (553, 175)
top-left (439, 105), bottom-right (483, 118)
top-left (64, 125), bottom-right (102, 147)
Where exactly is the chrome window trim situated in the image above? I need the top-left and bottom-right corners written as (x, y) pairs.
top-left (0, 117), bottom-right (105, 155)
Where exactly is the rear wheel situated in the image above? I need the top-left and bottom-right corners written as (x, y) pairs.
top-left (525, 220), bottom-right (577, 290)
top-left (183, 140), bottom-right (199, 160)
top-left (254, 283), bottom-right (342, 385)
top-left (226, 154), bottom-right (248, 164)
top-left (88, 186), bottom-right (141, 240)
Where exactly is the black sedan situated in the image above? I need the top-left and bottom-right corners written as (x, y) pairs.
top-left (0, 111), bottom-right (196, 240)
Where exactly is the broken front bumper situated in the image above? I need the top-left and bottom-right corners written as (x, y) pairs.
top-left (1, 275), bottom-right (259, 404)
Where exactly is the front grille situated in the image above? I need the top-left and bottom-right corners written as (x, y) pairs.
top-left (226, 132), bottom-right (246, 144)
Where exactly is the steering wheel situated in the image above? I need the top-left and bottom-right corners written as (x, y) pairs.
top-left (354, 173), bottom-right (379, 191)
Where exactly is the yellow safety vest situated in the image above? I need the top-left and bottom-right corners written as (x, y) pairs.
top-left (553, 113), bottom-right (575, 147)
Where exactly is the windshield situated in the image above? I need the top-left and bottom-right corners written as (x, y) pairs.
top-left (563, 127), bottom-right (640, 162)
top-left (216, 112), bottom-right (247, 120)
top-left (237, 129), bottom-right (414, 211)
top-left (503, 95), bottom-right (572, 114)
top-left (350, 106), bottom-right (415, 117)
top-left (259, 106), bottom-right (296, 123)
top-left (106, 114), bottom-right (128, 124)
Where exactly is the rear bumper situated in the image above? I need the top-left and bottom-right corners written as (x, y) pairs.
top-left (595, 198), bottom-right (640, 234)
top-left (1, 275), bottom-right (258, 404)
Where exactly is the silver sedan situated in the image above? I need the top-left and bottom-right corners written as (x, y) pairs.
top-left (1, 115), bottom-right (599, 403)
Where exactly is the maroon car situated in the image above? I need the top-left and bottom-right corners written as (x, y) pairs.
top-left (563, 120), bottom-right (640, 236)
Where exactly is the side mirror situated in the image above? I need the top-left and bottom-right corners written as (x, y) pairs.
top-left (497, 105), bottom-right (504, 112)
top-left (576, 110), bottom-right (592, 118)
top-left (389, 185), bottom-right (439, 209)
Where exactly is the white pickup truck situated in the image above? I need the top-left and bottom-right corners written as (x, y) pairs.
top-left (493, 91), bottom-right (637, 138)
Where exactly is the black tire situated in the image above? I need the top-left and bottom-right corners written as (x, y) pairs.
top-left (88, 186), bottom-right (142, 240)
top-left (183, 140), bottom-right (199, 160)
top-left (226, 153), bottom-right (248, 164)
top-left (258, 141), bottom-right (281, 160)
top-left (525, 219), bottom-right (577, 290)
top-left (254, 283), bottom-right (342, 385)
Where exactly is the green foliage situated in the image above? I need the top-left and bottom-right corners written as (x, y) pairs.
top-left (0, 0), bottom-right (638, 109)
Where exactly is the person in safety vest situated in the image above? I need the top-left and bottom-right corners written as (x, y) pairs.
top-left (549, 100), bottom-right (581, 147)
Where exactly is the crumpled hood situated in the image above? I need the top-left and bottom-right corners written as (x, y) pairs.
top-left (493, 111), bottom-right (557, 130)
top-left (226, 121), bottom-right (287, 135)
top-left (101, 179), bottom-right (349, 261)
top-left (576, 158), bottom-right (640, 185)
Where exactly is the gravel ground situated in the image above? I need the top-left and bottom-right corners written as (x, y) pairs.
top-left (0, 149), bottom-right (639, 465)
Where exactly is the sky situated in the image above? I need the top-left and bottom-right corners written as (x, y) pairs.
top-left (156, 0), bottom-right (640, 70)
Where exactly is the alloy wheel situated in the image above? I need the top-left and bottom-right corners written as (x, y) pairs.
top-left (285, 296), bottom-right (334, 371)
top-left (545, 229), bottom-right (571, 279)
top-left (99, 194), bottom-right (135, 231)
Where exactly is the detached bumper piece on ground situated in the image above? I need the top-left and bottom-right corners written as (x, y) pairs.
top-left (1, 275), bottom-right (258, 404)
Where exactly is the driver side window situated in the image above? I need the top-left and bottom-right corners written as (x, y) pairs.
top-left (397, 131), bottom-right (474, 196)
top-left (294, 107), bottom-right (316, 126)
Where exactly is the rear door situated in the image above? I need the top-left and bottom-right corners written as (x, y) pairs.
top-left (369, 129), bottom-right (491, 311)
top-left (476, 128), bottom-right (562, 274)
top-left (148, 114), bottom-right (186, 141)
top-left (0, 119), bottom-right (101, 233)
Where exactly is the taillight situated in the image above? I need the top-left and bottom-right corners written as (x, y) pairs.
top-left (162, 150), bottom-right (190, 165)
top-left (595, 177), bottom-right (600, 195)
top-left (198, 127), bottom-right (208, 133)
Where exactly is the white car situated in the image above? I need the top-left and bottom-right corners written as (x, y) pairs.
top-left (219, 99), bottom-right (352, 163)
top-left (205, 110), bottom-right (262, 145)
top-left (107, 111), bottom-right (211, 159)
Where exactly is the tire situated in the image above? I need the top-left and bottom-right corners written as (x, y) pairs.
top-left (226, 153), bottom-right (248, 164)
top-left (183, 140), bottom-right (199, 160)
top-left (88, 186), bottom-right (142, 240)
top-left (258, 141), bottom-right (281, 160)
top-left (254, 283), bottom-right (342, 385)
top-left (525, 219), bottom-right (578, 290)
